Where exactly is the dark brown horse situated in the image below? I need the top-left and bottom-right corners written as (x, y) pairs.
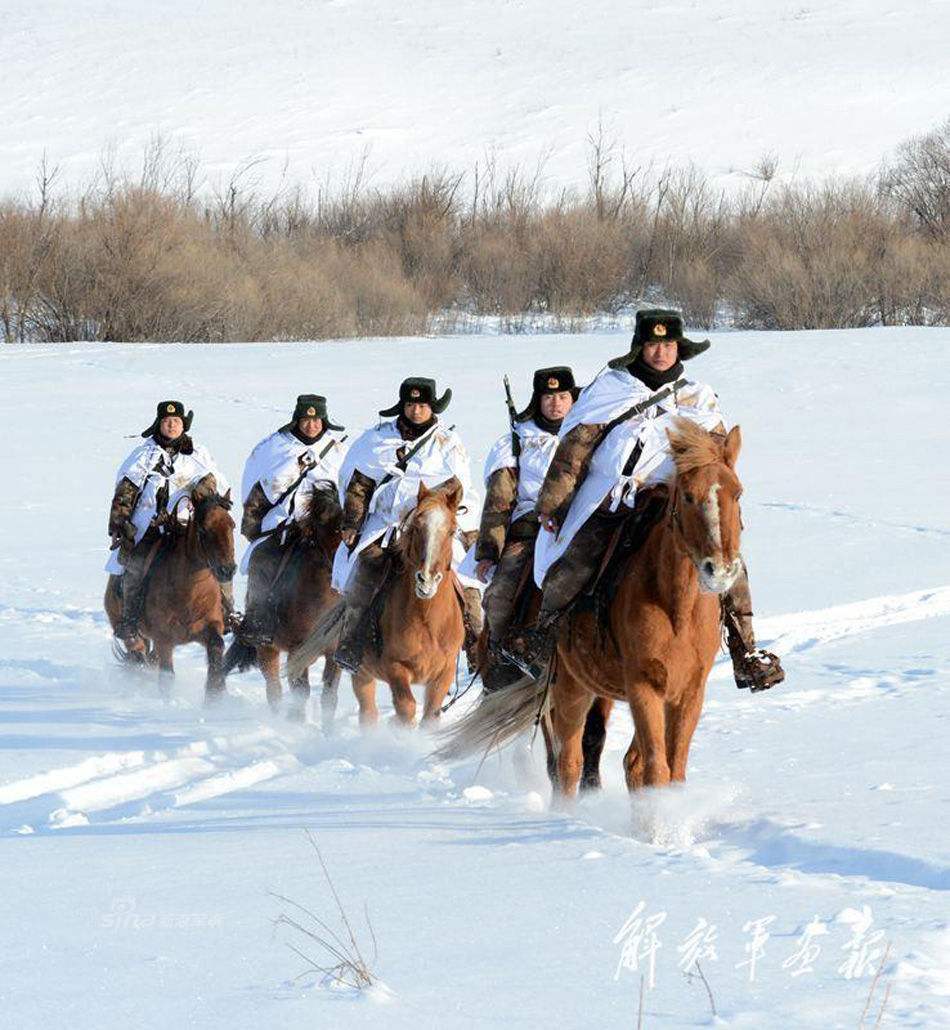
top-left (288, 482), bottom-right (465, 728)
top-left (222, 487), bottom-right (343, 725)
top-left (105, 491), bottom-right (236, 699)
top-left (437, 419), bottom-right (744, 800)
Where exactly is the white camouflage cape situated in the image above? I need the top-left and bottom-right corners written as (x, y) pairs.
top-left (457, 418), bottom-right (560, 587)
top-left (239, 428), bottom-right (347, 574)
top-left (105, 439), bottom-right (230, 575)
top-left (331, 419), bottom-right (480, 592)
top-left (533, 367), bottom-right (724, 586)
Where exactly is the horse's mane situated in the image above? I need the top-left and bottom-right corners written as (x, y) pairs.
top-left (667, 417), bottom-right (726, 475)
top-left (391, 487), bottom-right (457, 558)
top-left (300, 486), bottom-right (342, 542)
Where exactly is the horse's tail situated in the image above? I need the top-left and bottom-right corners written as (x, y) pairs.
top-left (431, 669), bottom-right (549, 763)
top-left (285, 599), bottom-right (346, 680)
top-left (221, 638), bottom-right (258, 677)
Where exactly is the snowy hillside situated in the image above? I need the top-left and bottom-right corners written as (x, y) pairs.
top-left (3, 0), bottom-right (950, 197)
top-left (1, 328), bottom-right (949, 1028)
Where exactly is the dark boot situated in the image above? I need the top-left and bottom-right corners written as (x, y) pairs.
top-left (238, 596), bottom-right (277, 646)
top-left (332, 544), bottom-right (390, 673)
top-left (333, 605), bottom-right (370, 673)
top-left (116, 557), bottom-right (149, 645)
top-left (481, 651), bottom-right (525, 693)
top-left (722, 563), bottom-right (784, 692)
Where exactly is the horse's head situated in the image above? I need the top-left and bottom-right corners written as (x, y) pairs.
top-left (193, 489), bottom-right (237, 583)
top-left (666, 418), bottom-right (743, 594)
top-left (399, 479), bottom-right (462, 600)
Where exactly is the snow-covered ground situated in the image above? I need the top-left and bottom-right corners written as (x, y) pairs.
top-left (3, 0), bottom-right (950, 197)
top-left (1, 329), bottom-right (949, 1027)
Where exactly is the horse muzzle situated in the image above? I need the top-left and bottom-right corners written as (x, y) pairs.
top-left (697, 556), bottom-right (741, 594)
top-left (414, 569), bottom-right (443, 600)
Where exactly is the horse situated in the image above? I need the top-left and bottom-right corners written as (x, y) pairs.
top-left (436, 418), bottom-right (744, 800)
top-left (222, 486), bottom-right (343, 725)
top-left (288, 481), bottom-right (465, 728)
top-left (104, 490), bottom-right (237, 700)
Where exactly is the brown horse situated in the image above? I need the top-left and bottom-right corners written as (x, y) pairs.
top-left (288, 481), bottom-right (465, 728)
top-left (104, 491), bottom-right (237, 700)
top-left (222, 487), bottom-right (343, 725)
top-left (437, 419), bottom-right (744, 799)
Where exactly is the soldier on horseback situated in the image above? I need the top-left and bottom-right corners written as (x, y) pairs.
top-left (332, 377), bottom-right (480, 673)
top-left (238, 394), bottom-right (348, 646)
top-left (106, 401), bottom-right (232, 646)
top-left (504, 310), bottom-right (784, 692)
top-left (474, 366), bottom-right (580, 691)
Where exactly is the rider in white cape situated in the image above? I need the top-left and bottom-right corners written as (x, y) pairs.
top-left (505, 309), bottom-right (784, 693)
top-left (237, 394), bottom-right (348, 645)
top-left (332, 377), bottom-right (481, 672)
top-left (106, 400), bottom-right (231, 645)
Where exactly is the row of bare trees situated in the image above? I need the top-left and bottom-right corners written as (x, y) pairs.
top-left (2, 120), bottom-right (949, 342)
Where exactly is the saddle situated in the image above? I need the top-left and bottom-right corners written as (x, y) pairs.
top-left (571, 487), bottom-right (669, 651)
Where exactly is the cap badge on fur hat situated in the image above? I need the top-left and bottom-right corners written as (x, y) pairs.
top-left (653, 323), bottom-right (667, 337)
top-left (166, 403), bottom-right (176, 413)
top-left (306, 406), bottom-right (316, 416)
top-left (410, 389), bottom-right (421, 398)
top-left (547, 376), bottom-right (559, 389)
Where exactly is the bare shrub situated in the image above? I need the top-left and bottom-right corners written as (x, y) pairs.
top-left (881, 117), bottom-right (950, 240)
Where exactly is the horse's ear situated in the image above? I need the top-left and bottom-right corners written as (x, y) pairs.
top-left (417, 482), bottom-right (431, 502)
top-left (724, 425), bottom-right (742, 469)
top-left (442, 478), bottom-right (463, 512)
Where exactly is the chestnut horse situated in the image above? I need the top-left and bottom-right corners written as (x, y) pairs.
top-left (436, 419), bottom-right (744, 798)
top-left (222, 487), bottom-right (343, 725)
top-left (105, 491), bottom-right (237, 700)
top-left (288, 481), bottom-right (465, 727)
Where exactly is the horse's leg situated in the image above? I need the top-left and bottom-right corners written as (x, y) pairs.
top-left (352, 669), bottom-right (379, 728)
top-left (320, 658), bottom-right (341, 735)
top-left (258, 645), bottom-right (282, 711)
top-left (541, 709), bottom-right (559, 790)
top-left (388, 668), bottom-right (417, 727)
top-left (154, 638), bottom-right (175, 697)
top-left (665, 672), bottom-right (707, 783)
top-left (421, 663), bottom-right (455, 724)
top-left (580, 697), bottom-right (613, 792)
top-left (625, 679), bottom-right (671, 789)
top-left (203, 626), bottom-right (226, 701)
top-left (551, 676), bottom-right (593, 804)
top-left (287, 665), bottom-right (311, 723)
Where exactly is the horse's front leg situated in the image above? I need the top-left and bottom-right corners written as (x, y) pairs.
top-left (421, 663), bottom-right (455, 724)
top-left (625, 676), bottom-right (671, 789)
top-left (203, 626), bottom-right (226, 701)
top-left (665, 669), bottom-right (708, 783)
top-left (287, 665), bottom-right (311, 723)
top-left (320, 658), bottom-right (341, 735)
top-left (352, 669), bottom-right (379, 728)
top-left (258, 644), bottom-right (282, 711)
top-left (155, 638), bottom-right (175, 697)
top-left (388, 668), bottom-right (417, 726)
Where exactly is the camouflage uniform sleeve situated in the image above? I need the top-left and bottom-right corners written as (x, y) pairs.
top-left (240, 481), bottom-right (272, 542)
top-left (108, 477), bottom-right (140, 536)
top-left (475, 467), bottom-right (518, 562)
top-left (341, 469), bottom-right (376, 534)
top-left (536, 423), bottom-right (604, 524)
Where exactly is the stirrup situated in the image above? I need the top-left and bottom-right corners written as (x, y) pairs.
top-left (734, 648), bottom-right (785, 693)
top-left (500, 626), bottom-right (553, 680)
top-left (333, 638), bottom-right (363, 674)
